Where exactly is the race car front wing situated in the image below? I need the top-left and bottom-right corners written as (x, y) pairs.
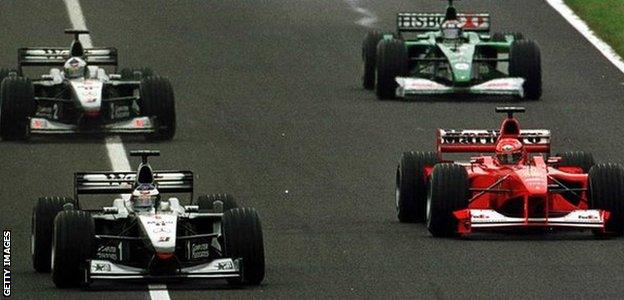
top-left (453, 209), bottom-right (609, 234)
top-left (87, 258), bottom-right (241, 281)
top-left (395, 77), bottom-right (525, 98)
top-left (29, 116), bottom-right (156, 135)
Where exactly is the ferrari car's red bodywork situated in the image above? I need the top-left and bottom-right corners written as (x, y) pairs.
top-left (395, 107), bottom-right (624, 237)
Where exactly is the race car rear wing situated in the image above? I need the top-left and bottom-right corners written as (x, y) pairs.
top-left (18, 47), bottom-right (118, 73)
top-left (74, 170), bottom-right (193, 200)
top-left (397, 13), bottom-right (491, 32)
top-left (437, 129), bottom-right (551, 154)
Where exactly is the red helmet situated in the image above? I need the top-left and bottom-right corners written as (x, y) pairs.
top-left (495, 138), bottom-right (524, 165)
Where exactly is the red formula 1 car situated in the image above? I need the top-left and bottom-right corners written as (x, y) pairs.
top-left (395, 107), bottom-right (624, 237)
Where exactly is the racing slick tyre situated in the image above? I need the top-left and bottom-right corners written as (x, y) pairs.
top-left (557, 151), bottom-right (595, 173)
top-left (362, 30), bottom-right (383, 90)
top-left (197, 193), bottom-right (239, 212)
top-left (426, 164), bottom-right (469, 237)
top-left (376, 38), bottom-right (408, 100)
top-left (396, 151), bottom-right (438, 223)
top-left (223, 207), bottom-right (265, 285)
top-left (140, 76), bottom-right (176, 141)
top-left (31, 197), bottom-right (77, 273)
top-left (0, 76), bottom-right (35, 140)
top-left (52, 210), bottom-right (95, 288)
top-left (492, 32), bottom-right (524, 42)
top-left (509, 40), bottom-right (542, 100)
top-left (0, 68), bottom-right (13, 84)
top-left (588, 163), bottom-right (624, 237)
top-left (120, 67), bottom-right (154, 80)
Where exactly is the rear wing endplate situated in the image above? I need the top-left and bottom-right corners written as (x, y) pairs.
top-left (437, 129), bottom-right (551, 154)
top-left (397, 13), bottom-right (491, 32)
top-left (18, 47), bottom-right (118, 73)
top-left (74, 170), bottom-right (193, 199)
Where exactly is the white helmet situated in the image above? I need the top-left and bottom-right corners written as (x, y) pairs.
top-left (63, 57), bottom-right (87, 79)
top-left (131, 183), bottom-right (160, 211)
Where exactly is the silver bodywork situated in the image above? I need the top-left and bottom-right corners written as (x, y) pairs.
top-left (86, 197), bottom-right (242, 281)
top-left (29, 65), bottom-right (156, 135)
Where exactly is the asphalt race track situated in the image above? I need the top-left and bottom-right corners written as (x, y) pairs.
top-left (2, 0), bottom-right (624, 299)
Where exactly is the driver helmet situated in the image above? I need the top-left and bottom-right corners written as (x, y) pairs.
top-left (495, 138), bottom-right (525, 165)
top-left (63, 57), bottom-right (87, 79)
top-left (131, 183), bottom-right (160, 211)
top-left (440, 20), bottom-right (463, 40)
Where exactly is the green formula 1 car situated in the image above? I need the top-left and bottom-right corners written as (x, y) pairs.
top-left (362, 0), bottom-right (541, 101)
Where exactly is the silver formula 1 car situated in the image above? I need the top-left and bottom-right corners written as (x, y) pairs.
top-left (0, 29), bottom-right (175, 140)
top-left (31, 150), bottom-right (264, 288)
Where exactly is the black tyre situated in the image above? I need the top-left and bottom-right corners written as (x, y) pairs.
top-left (0, 76), bottom-right (35, 140)
top-left (0, 68), bottom-right (13, 84)
top-left (509, 40), bottom-right (542, 100)
top-left (197, 193), bottom-right (238, 212)
top-left (376, 39), bottom-right (408, 100)
top-left (588, 164), bottom-right (624, 237)
top-left (362, 30), bottom-right (383, 90)
top-left (140, 76), bottom-right (176, 140)
top-left (52, 210), bottom-right (94, 288)
top-left (426, 164), bottom-right (469, 237)
top-left (557, 151), bottom-right (595, 173)
top-left (120, 67), bottom-right (154, 80)
top-left (223, 207), bottom-right (265, 285)
top-left (396, 151), bottom-right (438, 223)
top-left (31, 197), bottom-right (76, 273)
top-left (492, 32), bottom-right (524, 42)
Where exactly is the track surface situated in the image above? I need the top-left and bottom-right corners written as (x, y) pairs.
top-left (2, 0), bottom-right (624, 299)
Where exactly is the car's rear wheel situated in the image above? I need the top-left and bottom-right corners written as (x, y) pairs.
top-left (197, 193), bottom-right (238, 212)
top-left (509, 40), bottom-right (542, 100)
top-left (32, 197), bottom-right (76, 273)
top-left (223, 207), bottom-right (265, 285)
top-left (376, 39), bottom-right (408, 100)
top-left (557, 151), bottom-right (595, 173)
top-left (52, 210), bottom-right (94, 288)
top-left (492, 32), bottom-right (524, 42)
top-left (0, 76), bottom-right (35, 140)
top-left (140, 76), bottom-right (176, 141)
top-left (120, 67), bottom-right (154, 80)
top-left (396, 151), bottom-right (438, 223)
top-left (426, 164), bottom-right (469, 237)
top-left (362, 30), bottom-right (383, 90)
top-left (588, 163), bottom-right (624, 237)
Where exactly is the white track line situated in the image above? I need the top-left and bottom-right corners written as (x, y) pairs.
top-left (63, 1), bottom-right (171, 299)
top-left (345, 0), bottom-right (378, 28)
top-left (547, 0), bottom-right (624, 74)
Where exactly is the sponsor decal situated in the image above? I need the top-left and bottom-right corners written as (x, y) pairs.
top-left (93, 263), bottom-right (111, 272)
top-left (454, 63), bottom-right (470, 71)
top-left (96, 245), bottom-right (119, 261)
top-left (153, 227), bottom-right (171, 233)
top-left (578, 214), bottom-right (598, 220)
top-left (191, 243), bottom-right (210, 259)
top-left (158, 236), bottom-right (170, 243)
top-left (216, 261), bottom-right (234, 270)
top-left (3, 230), bottom-right (11, 297)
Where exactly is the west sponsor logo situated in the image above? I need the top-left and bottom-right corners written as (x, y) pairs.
top-left (3, 230), bottom-right (11, 297)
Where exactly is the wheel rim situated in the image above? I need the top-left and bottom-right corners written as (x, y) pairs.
top-left (30, 212), bottom-right (35, 257)
top-left (425, 181), bottom-right (433, 228)
top-left (395, 168), bottom-right (401, 215)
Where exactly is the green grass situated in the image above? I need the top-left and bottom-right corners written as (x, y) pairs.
top-left (565, 0), bottom-right (624, 57)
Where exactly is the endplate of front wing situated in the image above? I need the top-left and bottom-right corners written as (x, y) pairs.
top-left (454, 209), bottom-right (608, 233)
top-left (87, 258), bottom-right (241, 280)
